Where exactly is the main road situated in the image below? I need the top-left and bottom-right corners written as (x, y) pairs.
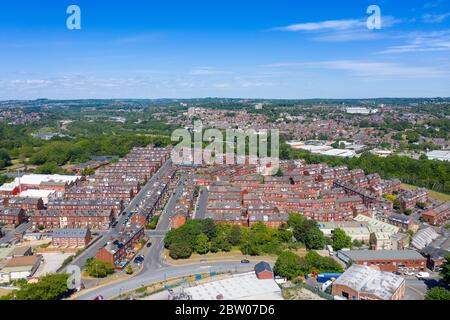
top-left (76, 261), bottom-right (262, 300)
top-left (61, 159), bottom-right (174, 272)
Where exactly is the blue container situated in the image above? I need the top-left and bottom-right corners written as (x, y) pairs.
top-left (317, 273), bottom-right (342, 283)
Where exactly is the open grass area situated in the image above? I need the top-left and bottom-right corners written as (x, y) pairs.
top-left (163, 248), bottom-right (277, 266)
top-left (402, 183), bottom-right (450, 202)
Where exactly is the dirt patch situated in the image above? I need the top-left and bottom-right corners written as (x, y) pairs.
top-left (283, 287), bottom-right (325, 300)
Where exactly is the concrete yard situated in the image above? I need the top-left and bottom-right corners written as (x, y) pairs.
top-left (34, 252), bottom-right (75, 277)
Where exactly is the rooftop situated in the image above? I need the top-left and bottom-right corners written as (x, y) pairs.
top-left (184, 272), bottom-right (282, 300)
top-left (334, 264), bottom-right (404, 300)
top-left (338, 249), bottom-right (425, 261)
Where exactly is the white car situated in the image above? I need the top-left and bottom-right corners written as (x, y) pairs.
top-left (416, 272), bottom-right (430, 279)
top-left (404, 271), bottom-right (414, 276)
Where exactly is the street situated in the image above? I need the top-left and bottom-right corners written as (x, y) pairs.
top-left (60, 159), bottom-right (174, 272)
top-left (76, 261), bottom-right (262, 300)
top-left (193, 187), bottom-right (208, 220)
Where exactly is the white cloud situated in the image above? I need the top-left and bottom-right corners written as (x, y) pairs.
top-left (189, 67), bottom-right (233, 76)
top-left (378, 30), bottom-right (450, 54)
top-left (264, 60), bottom-right (448, 79)
top-left (422, 13), bottom-right (450, 23)
top-left (272, 19), bottom-right (363, 32)
top-left (271, 16), bottom-right (401, 42)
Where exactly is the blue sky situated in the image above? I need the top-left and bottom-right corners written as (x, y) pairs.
top-left (1, 0), bottom-right (450, 99)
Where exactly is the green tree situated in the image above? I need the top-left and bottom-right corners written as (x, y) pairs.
top-left (332, 229), bottom-right (353, 251)
top-left (441, 254), bottom-right (450, 285)
top-left (273, 251), bottom-right (302, 280)
top-left (426, 287), bottom-right (450, 300)
top-left (169, 242), bottom-right (193, 259)
top-left (416, 202), bottom-right (426, 210)
top-left (304, 227), bottom-right (327, 250)
top-left (4, 273), bottom-right (71, 300)
top-left (125, 265), bottom-right (133, 275)
top-left (228, 225), bottom-right (241, 246)
top-left (0, 149), bottom-right (11, 169)
top-left (201, 219), bottom-right (217, 240)
top-left (195, 233), bottom-right (210, 255)
top-left (85, 259), bottom-right (115, 278)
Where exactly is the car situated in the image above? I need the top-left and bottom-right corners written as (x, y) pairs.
top-left (404, 271), bottom-right (415, 276)
top-left (111, 221), bottom-right (118, 228)
top-left (133, 256), bottom-right (144, 264)
top-left (416, 272), bottom-right (430, 279)
top-left (241, 259), bottom-right (250, 264)
top-left (93, 295), bottom-right (104, 300)
top-left (146, 242), bottom-right (152, 248)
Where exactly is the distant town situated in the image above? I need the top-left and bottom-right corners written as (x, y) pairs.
top-left (0, 98), bottom-right (449, 301)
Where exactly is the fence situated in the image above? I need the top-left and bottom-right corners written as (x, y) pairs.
top-left (299, 283), bottom-right (335, 300)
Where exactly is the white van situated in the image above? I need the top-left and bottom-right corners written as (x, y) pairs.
top-left (327, 245), bottom-right (334, 256)
top-left (416, 272), bottom-right (430, 279)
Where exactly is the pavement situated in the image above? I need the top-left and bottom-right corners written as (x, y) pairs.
top-left (60, 159), bottom-right (174, 272)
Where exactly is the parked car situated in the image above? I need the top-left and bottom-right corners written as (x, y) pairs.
top-left (133, 256), bottom-right (144, 264)
top-left (416, 272), bottom-right (430, 279)
top-left (146, 242), bottom-right (152, 248)
top-left (241, 259), bottom-right (250, 264)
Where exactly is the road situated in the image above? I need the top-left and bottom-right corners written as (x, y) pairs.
top-left (193, 187), bottom-right (208, 220)
top-left (404, 277), bottom-right (442, 300)
top-left (0, 221), bottom-right (32, 245)
top-left (60, 159), bottom-right (173, 272)
top-left (76, 261), bottom-right (262, 300)
top-left (140, 176), bottom-right (187, 271)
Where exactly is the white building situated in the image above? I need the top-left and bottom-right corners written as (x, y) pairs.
top-left (332, 264), bottom-right (405, 300)
top-left (346, 107), bottom-right (378, 115)
top-left (354, 215), bottom-right (399, 236)
top-left (426, 150), bottom-right (450, 162)
top-left (18, 189), bottom-right (56, 205)
top-left (183, 272), bottom-right (283, 300)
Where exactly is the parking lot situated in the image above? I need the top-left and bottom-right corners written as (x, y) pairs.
top-left (34, 252), bottom-right (75, 277)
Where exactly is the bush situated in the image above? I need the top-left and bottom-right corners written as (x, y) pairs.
top-left (125, 265), bottom-right (133, 275)
top-left (85, 259), bottom-right (115, 278)
top-left (273, 251), bottom-right (302, 280)
top-left (426, 287), bottom-right (450, 300)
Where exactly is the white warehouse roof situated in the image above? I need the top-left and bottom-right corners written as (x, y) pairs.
top-left (184, 272), bottom-right (282, 300)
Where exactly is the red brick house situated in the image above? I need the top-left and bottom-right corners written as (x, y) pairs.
top-left (0, 207), bottom-right (26, 227)
top-left (52, 228), bottom-right (92, 248)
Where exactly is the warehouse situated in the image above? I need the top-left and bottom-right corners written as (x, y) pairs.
top-left (337, 250), bottom-right (427, 272)
top-left (332, 264), bottom-right (405, 300)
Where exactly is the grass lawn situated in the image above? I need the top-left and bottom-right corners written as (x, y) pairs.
top-left (402, 183), bottom-right (450, 202)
